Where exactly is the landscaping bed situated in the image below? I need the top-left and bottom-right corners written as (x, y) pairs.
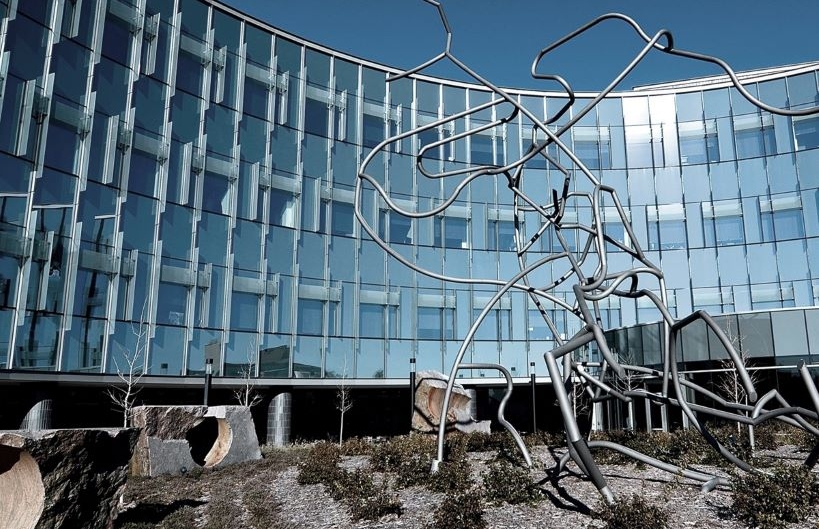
top-left (114, 428), bottom-right (819, 529)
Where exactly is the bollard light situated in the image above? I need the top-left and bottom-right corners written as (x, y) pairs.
top-left (204, 358), bottom-right (214, 406)
top-left (409, 357), bottom-right (417, 430)
top-left (530, 361), bottom-right (537, 434)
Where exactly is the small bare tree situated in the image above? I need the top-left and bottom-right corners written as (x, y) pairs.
top-left (715, 320), bottom-right (759, 434)
top-left (234, 342), bottom-right (263, 408)
top-left (336, 355), bottom-right (353, 445)
top-left (613, 349), bottom-right (641, 431)
top-left (107, 320), bottom-right (148, 428)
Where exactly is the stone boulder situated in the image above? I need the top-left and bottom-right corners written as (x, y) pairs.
top-left (412, 370), bottom-right (490, 434)
top-left (130, 405), bottom-right (261, 477)
top-left (0, 428), bottom-right (137, 529)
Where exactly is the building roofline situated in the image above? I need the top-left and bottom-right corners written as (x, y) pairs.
top-left (211, 1), bottom-right (818, 100)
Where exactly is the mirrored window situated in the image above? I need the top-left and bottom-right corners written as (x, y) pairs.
top-left (417, 306), bottom-right (455, 340)
top-left (794, 116), bottom-right (819, 151)
top-left (734, 114), bottom-right (776, 158)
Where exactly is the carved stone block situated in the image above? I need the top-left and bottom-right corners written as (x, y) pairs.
top-left (0, 428), bottom-right (137, 529)
top-left (130, 405), bottom-right (261, 477)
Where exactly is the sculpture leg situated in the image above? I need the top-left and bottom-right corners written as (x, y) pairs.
top-left (545, 349), bottom-right (614, 503)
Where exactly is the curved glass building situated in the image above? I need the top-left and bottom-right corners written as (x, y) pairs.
top-left (1, 0), bottom-right (818, 434)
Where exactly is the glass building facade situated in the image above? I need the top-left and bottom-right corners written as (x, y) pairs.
top-left (1, 0), bottom-right (819, 390)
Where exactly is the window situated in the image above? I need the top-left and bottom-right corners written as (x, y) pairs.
top-left (794, 116), bottom-right (819, 151)
top-left (331, 202), bottom-right (355, 237)
top-left (231, 291), bottom-right (259, 331)
top-left (359, 304), bottom-right (397, 339)
top-left (488, 220), bottom-right (516, 251)
top-left (703, 201), bottom-right (744, 246)
top-left (750, 284), bottom-right (794, 311)
top-left (601, 220), bottom-right (627, 253)
top-left (360, 303), bottom-right (385, 338)
top-left (625, 124), bottom-right (662, 168)
top-left (527, 309), bottom-right (553, 340)
top-left (472, 307), bottom-right (511, 341)
top-left (602, 207), bottom-right (630, 252)
top-left (574, 126), bottom-right (611, 170)
top-left (760, 195), bottom-right (805, 242)
top-left (528, 308), bottom-right (569, 341)
top-left (202, 171), bottom-right (231, 215)
top-left (647, 204), bottom-right (686, 250)
top-left (471, 134), bottom-right (493, 165)
top-left (678, 119), bottom-right (719, 164)
top-left (434, 216), bottom-right (468, 249)
top-left (157, 282), bottom-right (187, 325)
top-left (734, 113), bottom-right (776, 158)
top-left (417, 306), bottom-right (455, 340)
top-left (544, 216), bottom-right (578, 253)
top-left (243, 78), bottom-right (269, 119)
top-left (418, 119), bottom-right (440, 159)
top-left (379, 212), bottom-right (412, 244)
top-left (270, 188), bottom-right (296, 228)
top-left (304, 97), bottom-right (328, 137)
top-left (362, 113), bottom-right (383, 149)
top-left (297, 298), bottom-right (327, 336)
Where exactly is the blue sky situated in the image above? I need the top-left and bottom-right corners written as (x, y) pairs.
top-left (222, 0), bottom-right (819, 91)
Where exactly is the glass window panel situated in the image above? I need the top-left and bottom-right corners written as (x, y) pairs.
top-left (357, 338), bottom-right (385, 378)
top-left (259, 335), bottom-right (290, 377)
top-left (436, 217), bottom-right (469, 248)
top-left (150, 325), bottom-right (185, 375)
top-left (738, 312), bottom-right (774, 358)
top-left (197, 212), bottom-right (229, 265)
top-left (332, 201), bottom-right (354, 237)
top-left (385, 340), bottom-right (411, 378)
top-left (417, 307), bottom-right (441, 340)
top-left (233, 219), bottom-right (261, 270)
top-left (128, 150), bottom-right (158, 197)
top-left (488, 220), bottom-right (516, 251)
top-left (388, 214), bottom-right (412, 245)
top-left (771, 311), bottom-right (808, 358)
top-left (680, 318), bottom-right (709, 363)
top-left (157, 282), bottom-right (187, 325)
top-left (187, 329), bottom-right (222, 375)
top-left (202, 172), bottom-right (231, 215)
top-left (659, 219), bottom-right (686, 250)
top-left (325, 337), bottom-right (353, 378)
top-left (774, 209), bottom-right (805, 240)
top-left (270, 188), bottom-right (296, 228)
top-left (231, 291), bottom-right (259, 331)
top-left (62, 317), bottom-right (105, 372)
top-left (625, 125), bottom-right (653, 168)
top-left (175, 49), bottom-right (204, 97)
top-left (362, 113), bottom-right (383, 149)
top-left (297, 298), bottom-right (323, 336)
top-left (304, 97), bottom-right (328, 137)
top-left (795, 117), bottom-right (819, 150)
top-left (133, 76), bottom-right (167, 135)
top-left (34, 168), bottom-right (76, 206)
top-left (360, 303), bottom-right (384, 338)
top-left (122, 196), bottom-right (156, 252)
top-left (106, 320), bottom-right (147, 375)
top-left (243, 78), bottom-right (269, 120)
top-left (471, 134), bottom-right (493, 165)
top-left (293, 336), bottom-right (322, 378)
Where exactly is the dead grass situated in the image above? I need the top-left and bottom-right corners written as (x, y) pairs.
top-left (115, 447), bottom-right (306, 529)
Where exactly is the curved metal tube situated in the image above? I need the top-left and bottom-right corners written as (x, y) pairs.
top-left (441, 362), bottom-right (533, 468)
top-left (355, 0), bottom-right (819, 502)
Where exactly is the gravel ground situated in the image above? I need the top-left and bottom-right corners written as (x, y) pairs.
top-left (117, 444), bottom-right (819, 529)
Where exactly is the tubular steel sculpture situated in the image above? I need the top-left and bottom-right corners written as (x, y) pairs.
top-left (355, 0), bottom-right (819, 502)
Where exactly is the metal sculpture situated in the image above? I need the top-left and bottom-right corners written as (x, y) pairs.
top-left (355, 0), bottom-right (819, 502)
